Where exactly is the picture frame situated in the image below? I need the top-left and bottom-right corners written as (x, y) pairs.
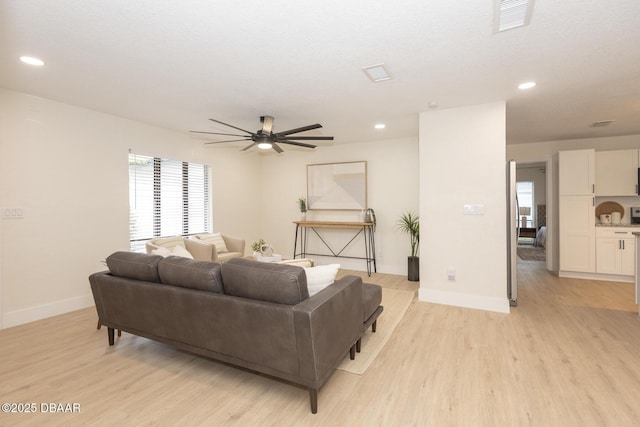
top-left (307, 161), bottom-right (367, 210)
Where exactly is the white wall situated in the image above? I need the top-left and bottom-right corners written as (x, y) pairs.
top-left (258, 137), bottom-right (419, 275)
top-left (0, 89), bottom-right (258, 328)
top-left (0, 88), bottom-right (418, 328)
top-left (419, 102), bottom-right (510, 313)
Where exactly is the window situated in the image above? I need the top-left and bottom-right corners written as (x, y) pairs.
top-left (129, 153), bottom-right (210, 252)
top-left (516, 181), bottom-right (534, 228)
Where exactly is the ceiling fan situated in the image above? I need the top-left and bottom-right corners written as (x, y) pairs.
top-left (190, 115), bottom-right (334, 153)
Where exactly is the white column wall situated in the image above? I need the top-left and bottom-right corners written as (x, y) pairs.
top-left (419, 102), bottom-right (509, 313)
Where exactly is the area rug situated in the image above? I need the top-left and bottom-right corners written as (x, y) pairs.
top-left (517, 246), bottom-right (546, 261)
top-left (337, 288), bottom-right (414, 375)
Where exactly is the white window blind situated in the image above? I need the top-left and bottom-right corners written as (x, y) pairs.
top-left (129, 153), bottom-right (210, 252)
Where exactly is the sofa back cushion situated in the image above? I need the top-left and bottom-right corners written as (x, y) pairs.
top-left (221, 258), bottom-right (309, 305)
top-left (158, 256), bottom-right (224, 293)
top-left (106, 251), bottom-right (163, 283)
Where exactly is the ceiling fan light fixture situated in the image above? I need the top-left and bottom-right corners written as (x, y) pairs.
top-left (362, 64), bottom-right (391, 82)
top-left (374, 123), bottom-right (386, 129)
top-left (258, 142), bottom-right (272, 149)
top-left (518, 81), bottom-right (536, 90)
top-left (19, 56), bottom-right (45, 66)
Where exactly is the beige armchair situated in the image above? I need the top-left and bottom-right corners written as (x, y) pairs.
top-left (145, 236), bottom-right (194, 258)
top-left (188, 233), bottom-right (245, 263)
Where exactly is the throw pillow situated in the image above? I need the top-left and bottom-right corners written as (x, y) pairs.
top-left (304, 264), bottom-right (340, 296)
top-left (152, 245), bottom-right (194, 259)
top-left (151, 247), bottom-right (171, 257)
top-left (198, 233), bottom-right (228, 253)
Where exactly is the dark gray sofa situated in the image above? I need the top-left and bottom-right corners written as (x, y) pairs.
top-left (89, 252), bottom-right (375, 413)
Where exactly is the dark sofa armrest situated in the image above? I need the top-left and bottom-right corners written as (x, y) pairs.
top-left (292, 275), bottom-right (364, 385)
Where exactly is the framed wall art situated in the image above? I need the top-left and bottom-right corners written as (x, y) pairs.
top-left (307, 161), bottom-right (367, 210)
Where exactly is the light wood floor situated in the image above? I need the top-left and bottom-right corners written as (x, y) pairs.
top-left (2, 260), bottom-right (640, 426)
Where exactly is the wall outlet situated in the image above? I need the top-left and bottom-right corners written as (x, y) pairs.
top-left (446, 267), bottom-right (456, 281)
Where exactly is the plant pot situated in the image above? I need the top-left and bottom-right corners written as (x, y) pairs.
top-left (408, 256), bottom-right (419, 281)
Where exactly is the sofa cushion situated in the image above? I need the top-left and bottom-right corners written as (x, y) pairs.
top-left (158, 256), bottom-right (224, 293)
top-left (304, 264), bottom-right (340, 296)
top-left (106, 251), bottom-right (163, 283)
top-left (221, 258), bottom-right (309, 305)
top-left (362, 283), bottom-right (382, 321)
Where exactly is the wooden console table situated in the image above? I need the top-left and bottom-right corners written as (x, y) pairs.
top-left (293, 221), bottom-right (377, 276)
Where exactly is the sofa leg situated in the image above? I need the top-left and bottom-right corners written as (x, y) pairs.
top-left (349, 344), bottom-right (356, 360)
top-left (309, 388), bottom-right (318, 414)
top-left (356, 338), bottom-right (362, 353)
top-left (372, 320), bottom-right (377, 333)
top-left (101, 323), bottom-right (121, 337)
top-left (108, 327), bottom-right (115, 346)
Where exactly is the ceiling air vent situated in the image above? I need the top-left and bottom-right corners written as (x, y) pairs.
top-left (591, 120), bottom-right (615, 128)
top-left (494, 0), bottom-right (534, 32)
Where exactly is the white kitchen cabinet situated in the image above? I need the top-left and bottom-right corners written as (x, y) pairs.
top-left (559, 149), bottom-right (595, 196)
top-left (560, 195), bottom-right (596, 273)
top-left (559, 149), bottom-right (596, 274)
top-left (595, 149), bottom-right (639, 196)
top-left (596, 228), bottom-right (636, 276)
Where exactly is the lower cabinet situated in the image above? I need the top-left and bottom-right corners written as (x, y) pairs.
top-left (596, 228), bottom-right (636, 276)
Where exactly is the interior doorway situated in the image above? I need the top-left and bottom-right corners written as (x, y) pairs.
top-left (516, 162), bottom-right (547, 263)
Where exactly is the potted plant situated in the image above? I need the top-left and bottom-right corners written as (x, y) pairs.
top-left (298, 196), bottom-right (308, 220)
top-left (397, 211), bottom-right (420, 281)
top-left (251, 238), bottom-right (266, 258)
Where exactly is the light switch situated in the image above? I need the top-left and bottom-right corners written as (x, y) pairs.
top-left (463, 204), bottom-right (485, 215)
top-left (2, 207), bottom-right (24, 219)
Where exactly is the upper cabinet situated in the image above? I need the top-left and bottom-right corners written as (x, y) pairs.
top-left (559, 149), bottom-right (595, 196)
top-left (595, 149), bottom-right (639, 196)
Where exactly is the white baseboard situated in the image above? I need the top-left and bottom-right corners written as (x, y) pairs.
top-left (418, 288), bottom-right (511, 314)
top-left (558, 271), bottom-right (633, 283)
top-left (2, 295), bottom-right (95, 329)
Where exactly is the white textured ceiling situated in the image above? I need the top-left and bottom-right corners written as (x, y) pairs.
top-left (1, 0), bottom-right (639, 146)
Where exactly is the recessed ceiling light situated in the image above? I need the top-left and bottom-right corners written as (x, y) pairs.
top-left (518, 81), bottom-right (536, 90)
top-left (20, 56), bottom-right (45, 66)
top-left (374, 123), bottom-right (386, 129)
top-left (362, 64), bottom-right (391, 82)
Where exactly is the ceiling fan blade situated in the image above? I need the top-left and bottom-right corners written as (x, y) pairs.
top-left (204, 138), bottom-right (252, 144)
top-left (209, 118), bottom-right (254, 135)
top-left (275, 123), bottom-right (322, 136)
top-left (261, 115), bottom-right (274, 134)
top-left (272, 142), bottom-right (284, 153)
top-left (278, 136), bottom-right (334, 141)
top-left (241, 142), bottom-right (258, 151)
top-left (190, 131), bottom-right (250, 137)
top-left (278, 140), bottom-right (317, 149)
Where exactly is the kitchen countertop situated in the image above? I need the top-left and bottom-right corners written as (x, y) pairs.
top-left (596, 223), bottom-right (640, 227)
